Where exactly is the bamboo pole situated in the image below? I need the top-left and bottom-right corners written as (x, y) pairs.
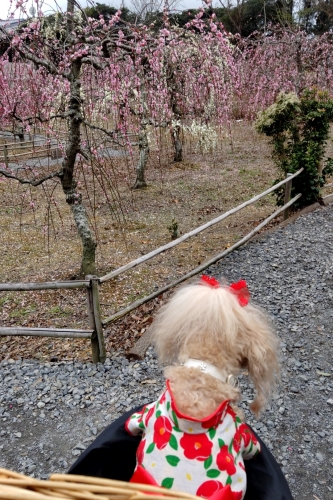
top-left (50, 475), bottom-right (200, 499)
top-left (102, 193), bottom-right (302, 327)
top-left (283, 173), bottom-right (293, 220)
top-left (86, 275), bottom-right (100, 364)
top-left (0, 327), bottom-right (93, 338)
top-left (99, 168), bottom-right (304, 283)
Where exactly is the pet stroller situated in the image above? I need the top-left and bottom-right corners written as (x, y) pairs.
top-left (68, 406), bottom-right (294, 500)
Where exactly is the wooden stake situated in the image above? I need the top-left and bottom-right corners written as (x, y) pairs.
top-left (91, 276), bottom-right (106, 363)
top-left (86, 275), bottom-right (100, 364)
top-left (283, 173), bottom-right (293, 220)
top-left (4, 145), bottom-right (8, 168)
top-left (86, 276), bottom-right (106, 363)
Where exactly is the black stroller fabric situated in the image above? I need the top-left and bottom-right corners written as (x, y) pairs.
top-left (68, 406), bottom-right (294, 500)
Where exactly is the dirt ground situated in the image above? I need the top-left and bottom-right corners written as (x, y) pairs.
top-left (0, 121), bottom-right (332, 362)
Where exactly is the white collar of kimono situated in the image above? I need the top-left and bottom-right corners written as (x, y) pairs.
top-left (182, 358), bottom-right (237, 386)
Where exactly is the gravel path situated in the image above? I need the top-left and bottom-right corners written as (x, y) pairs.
top-left (1, 204), bottom-right (333, 500)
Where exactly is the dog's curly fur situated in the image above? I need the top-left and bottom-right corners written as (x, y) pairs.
top-left (151, 279), bottom-right (280, 420)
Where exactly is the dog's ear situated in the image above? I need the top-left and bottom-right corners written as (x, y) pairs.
top-left (239, 306), bottom-right (279, 417)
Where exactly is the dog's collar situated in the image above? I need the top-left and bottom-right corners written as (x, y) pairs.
top-left (180, 358), bottom-right (237, 386)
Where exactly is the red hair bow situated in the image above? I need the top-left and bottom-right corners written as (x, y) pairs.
top-left (199, 276), bottom-right (250, 306)
top-left (229, 279), bottom-right (250, 306)
top-left (200, 275), bottom-right (220, 288)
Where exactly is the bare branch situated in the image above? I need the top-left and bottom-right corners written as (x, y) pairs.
top-left (81, 120), bottom-right (130, 147)
top-left (9, 110), bottom-right (70, 126)
top-left (0, 168), bottom-right (63, 186)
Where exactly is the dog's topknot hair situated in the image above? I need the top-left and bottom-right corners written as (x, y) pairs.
top-left (151, 280), bottom-right (279, 416)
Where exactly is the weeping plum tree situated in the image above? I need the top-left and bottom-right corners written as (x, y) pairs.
top-left (233, 27), bottom-right (333, 119)
top-left (0, 0), bottom-right (236, 274)
top-left (161, 9), bottom-right (236, 163)
top-left (110, 5), bottom-right (236, 187)
top-left (0, 1), bottom-right (157, 275)
top-left (104, 6), bottom-right (236, 187)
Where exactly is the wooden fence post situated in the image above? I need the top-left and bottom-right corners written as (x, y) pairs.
top-left (86, 275), bottom-right (106, 363)
top-left (283, 173), bottom-right (293, 220)
top-left (18, 127), bottom-right (24, 143)
top-left (4, 145), bottom-right (9, 168)
top-left (86, 275), bottom-right (100, 363)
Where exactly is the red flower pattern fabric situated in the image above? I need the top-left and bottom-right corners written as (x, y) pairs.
top-left (201, 411), bottom-right (223, 429)
top-left (125, 383), bottom-right (260, 500)
top-left (137, 439), bottom-right (146, 465)
top-left (216, 446), bottom-right (237, 476)
top-left (145, 406), bottom-right (155, 427)
top-left (232, 428), bottom-right (242, 453)
top-left (197, 480), bottom-right (226, 498)
top-left (232, 491), bottom-right (244, 500)
top-left (180, 433), bottom-right (213, 461)
top-left (153, 416), bottom-right (172, 449)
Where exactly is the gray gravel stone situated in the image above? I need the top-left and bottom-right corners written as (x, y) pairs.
top-left (208, 204), bottom-right (333, 499)
top-left (0, 204), bottom-right (333, 500)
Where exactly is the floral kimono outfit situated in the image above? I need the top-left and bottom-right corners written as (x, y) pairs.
top-left (125, 381), bottom-right (260, 500)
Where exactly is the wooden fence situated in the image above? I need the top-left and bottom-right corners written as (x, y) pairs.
top-left (1, 167), bottom-right (327, 363)
top-left (0, 137), bottom-right (63, 166)
top-left (0, 130), bottom-right (138, 166)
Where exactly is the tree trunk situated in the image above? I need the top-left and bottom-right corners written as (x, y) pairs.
top-left (67, 0), bottom-right (75, 35)
top-left (64, 184), bottom-right (97, 276)
top-left (172, 123), bottom-right (183, 162)
top-left (60, 58), bottom-right (97, 277)
top-left (133, 125), bottom-right (149, 189)
top-left (168, 72), bottom-right (183, 162)
top-left (133, 85), bottom-right (149, 190)
top-left (295, 41), bottom-right (304, 95)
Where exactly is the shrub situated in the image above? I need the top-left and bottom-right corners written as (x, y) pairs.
top-left (255, 89), bottom-right (333, 208)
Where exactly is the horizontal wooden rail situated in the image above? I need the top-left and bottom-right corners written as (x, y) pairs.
top-left (102, 192), bottom-right (302, 326)
top-left (0, 327), bottom-right (93, 338)
top-left (324, 182), bottom-right (333, 189)
top-left (0, 143), bottom-right (58, 151)
top-left (0, 138), bottom-right (48, 147)
top-left (0, 148), bottom-right (60, 160)
top-left (0, 136), bottom-right (66, 147)
top-left (1, 143), bottom-right (58, 156)
top-left (99, 168), bottom-right (304, 283)
top-left (0, 281), bottom-right (89, 291)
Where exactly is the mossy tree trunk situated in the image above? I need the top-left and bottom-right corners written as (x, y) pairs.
top-left (172, 122), bottom-right (183, 162)
top-left (59, 58), bottom-right (97, 277)
top-left (133, 84), bottom-right (149, 190)
top-left (133, 123), bottom-right (149, 189)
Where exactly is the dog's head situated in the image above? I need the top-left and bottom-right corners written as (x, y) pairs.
top-left (151, 278), bottom-right (279, 416)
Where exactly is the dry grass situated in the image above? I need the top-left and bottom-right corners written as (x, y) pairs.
top-left (0, 121), bottom-right (331, 362)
